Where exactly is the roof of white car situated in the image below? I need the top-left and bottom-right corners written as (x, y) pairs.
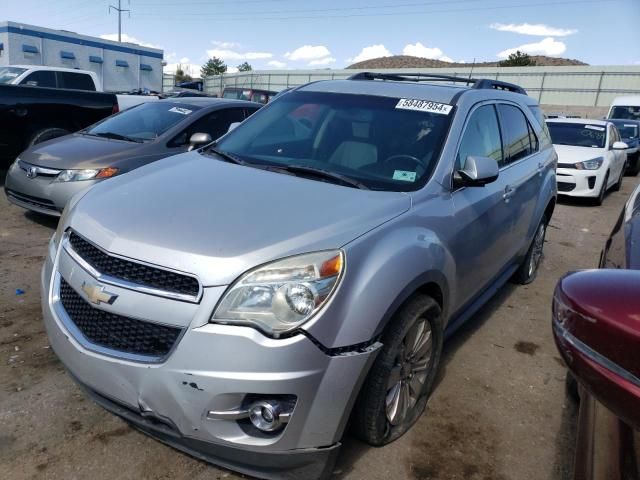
top-left (610, 96), bottom-right (640, 107)
top-left (10, 65), bottom-right (95, 75)
top-left (546, 118), bottom-right (610, 126)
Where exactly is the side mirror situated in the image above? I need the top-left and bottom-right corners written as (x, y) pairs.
top-left (227, 122), bottom-right (241, 133)
top-left (455, 155), bottom-right (499, 187)
top-left (552, 269), bottom-right (640, 430)
top-left (613, 141), bottom-right (629, 150)
top-left (188, 132), bottom-right (212, 151)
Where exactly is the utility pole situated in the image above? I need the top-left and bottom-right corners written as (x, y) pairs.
top-left (109, 0), bottom-right (130, 42)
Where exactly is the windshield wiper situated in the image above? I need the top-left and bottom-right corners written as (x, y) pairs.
top-left (90, 131), bottom-right (144, 143)
top-left (273, 164), bottom-right (370, 190)
top-left (207, 147), bottom-right (250, 166)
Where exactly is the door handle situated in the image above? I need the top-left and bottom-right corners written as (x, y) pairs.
top-left (503, 185), bottom-right (515, 202)
top-left (537, 162), bottom-right (545, 175)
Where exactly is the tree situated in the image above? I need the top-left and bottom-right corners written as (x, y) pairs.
top-left (237, 62), bottom-right (252, 72)
top-left (174, 64), bottom-right (192, 83)
top-left (499, 50), bottom-right (536, 67)
top-left (201, 57), bottom-right (227, 77)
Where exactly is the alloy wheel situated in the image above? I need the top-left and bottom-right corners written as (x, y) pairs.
top-left (385, 318), bottom-right (433, 426)
top-left (528, 222), bottom-right (546, 278)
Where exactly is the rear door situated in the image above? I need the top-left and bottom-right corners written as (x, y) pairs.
top-left (57, 72), bottom-right (96, 91)
top-left (496, 103), bottom-right (543, 260)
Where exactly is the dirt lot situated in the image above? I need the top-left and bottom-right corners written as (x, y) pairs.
top-left (1, 172), bottom-right (638, 480)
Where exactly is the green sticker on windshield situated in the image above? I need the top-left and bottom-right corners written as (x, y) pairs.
top-left (393, 170), bottom-right (417, 182)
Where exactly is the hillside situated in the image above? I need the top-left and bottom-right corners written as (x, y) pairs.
top-left (347, 55), bottom-right (588, 69)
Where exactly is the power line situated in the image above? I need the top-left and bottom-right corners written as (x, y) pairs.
top-left (109, 0), bottom-right (131, 42)
top-left (133, 0), bottom-right (622, 22)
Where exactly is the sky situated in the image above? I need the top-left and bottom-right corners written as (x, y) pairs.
top-left (3, 0), bottom-right (640, 76)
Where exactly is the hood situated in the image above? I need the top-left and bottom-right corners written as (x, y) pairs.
top-left (554, 144), bottom-right (604, 164)
top-left (21, 133), bottom-right (154, 170)
top-left (68, 152), bottom-right (411, 286)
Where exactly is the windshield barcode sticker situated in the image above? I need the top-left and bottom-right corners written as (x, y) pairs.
top-left (395, 99), bottom-right (452, 115)
top-left (393, 170), bottom-right (417, 182)
top-left (169, 107), bottom-right (192, 115)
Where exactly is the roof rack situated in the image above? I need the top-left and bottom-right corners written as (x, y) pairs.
top-left (347, 72), bottom-right (527, 95)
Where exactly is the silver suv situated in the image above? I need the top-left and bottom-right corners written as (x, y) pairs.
top-left (42, 73), bottom-right (557, 479)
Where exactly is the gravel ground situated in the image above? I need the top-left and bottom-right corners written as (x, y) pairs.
top-left (1, 171), bottom-right (638, 480)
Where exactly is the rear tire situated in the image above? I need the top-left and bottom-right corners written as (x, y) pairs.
top-left (352, 294), bottom-right (443, 446)
top-left (566, 372), bottom-right (580, 403)
top-left (513, 215), bottom-right (547, 285)
top-left (629, 153), bottom-right (640, 176)
top-left (28, 128), bottom-right (70, 147)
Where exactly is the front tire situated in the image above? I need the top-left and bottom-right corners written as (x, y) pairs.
top-left (594, 171), bottom-right (609, 206)
top-left (352, 294), bottom-right (443, 446)
top-left (613, 166), bottom-right (624, 192)
top-left (513, 215), bottom-right (547, 285)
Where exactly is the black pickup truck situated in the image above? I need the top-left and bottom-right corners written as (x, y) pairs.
top-left (0, 84), bottom-right (118, 164)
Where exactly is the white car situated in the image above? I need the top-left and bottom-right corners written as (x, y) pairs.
top-left (547, 118), bottom-right (628, 205)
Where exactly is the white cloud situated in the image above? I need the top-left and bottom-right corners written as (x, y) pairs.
top-left (205, 48), bottom-right (273, 61)
top-left (267, 60), bottom-right (287, 68)
top-left (179, 57), bottom-right (190, 64)
top-left (100, 33), bottom-right (160, 49)
top-left (285, 45), bottom-right (332, 61)
top-left (497, 37), bottom-right (567, 58)
top-left (211, 40), bottom-right (241, 49)
top-left (349, 44), bottom-right (392, 63)
top-left (308, 56), bottom-right (336, 66)
top-left (439, 56), bottom-right (454, 63)
top-left (402, 42), bottom-right (443, 59)
top-left (490, 23), bottom-right (577, 37)
top-left (227, 66), bottom-right (239, 74)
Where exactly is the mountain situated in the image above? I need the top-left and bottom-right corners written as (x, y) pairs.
top-left (346, 55), bottom-right (588, 69)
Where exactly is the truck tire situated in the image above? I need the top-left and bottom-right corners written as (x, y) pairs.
top-left (352, 294), bottom-right (443, 446)
top-left (28, 128), bottom-right (71, 147)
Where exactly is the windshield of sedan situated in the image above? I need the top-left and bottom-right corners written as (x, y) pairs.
top-left (0, 67), bottom-right (27, 84)
top-left (547, 122), bottom-right (606, 148)
top-left (214, 91), bottom-right (453, 191)
top-left (86, 102), bottom-right (202, 141)
top-left (610, 106), bottom-right (640, 120)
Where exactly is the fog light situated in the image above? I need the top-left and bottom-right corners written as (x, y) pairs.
top-left (249, 400), bottom-right (289, 432)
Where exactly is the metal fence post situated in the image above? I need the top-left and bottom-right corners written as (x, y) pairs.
top-left (538, 72), bottom-right (547, 103)
top-left (286, 73), bottom-right (290, 87)
top-left (594, 71), bottom-right (605, 107)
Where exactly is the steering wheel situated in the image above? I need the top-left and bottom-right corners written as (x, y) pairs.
top-left (383, 154), bottom-right (423, 170)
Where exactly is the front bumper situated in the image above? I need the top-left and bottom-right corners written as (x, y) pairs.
top-left (41, 245), bottom-right (380, 479)
top-left (5, 160), bottom-right (98, 216)
top-left (556, 167), bottom-right (605, 198)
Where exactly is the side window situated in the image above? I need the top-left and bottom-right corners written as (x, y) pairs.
top-left (20, 70), bottom-right (56, 88)
top-left (497, 104), bottom-right (534, 164)
top-left (456, 104), bottom-right (503, 170)
top-left (58, 72), bottom-right (96, 91)
top-left (244, 107), bottom-right (260, 119)
top-left (169, 108), bottom-right (246, 147)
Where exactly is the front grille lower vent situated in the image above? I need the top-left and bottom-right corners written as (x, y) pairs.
top-left (59, 278), bottom-right (182, 358)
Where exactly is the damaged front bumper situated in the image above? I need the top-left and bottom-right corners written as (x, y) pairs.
top-left (41, 248), bottom-right (381, 480)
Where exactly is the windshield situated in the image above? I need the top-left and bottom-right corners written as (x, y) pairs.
top-left (215, 91), bottom-right (453, 191)
top-left (86, 102), bottom-right (201, 141)
top-left (0, 67), bottom-right (27, 84)
top-left (610, 106), bottom-right (640, 120)
top-left (612, 122), bottom-right (639, 139)
top-left (547, 122), bottom-right (606, 148)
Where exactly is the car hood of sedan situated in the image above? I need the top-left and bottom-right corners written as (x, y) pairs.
top-left (554, 144), bottom-right (605, 164)
top-left (20, 133), bottom-right (155, 170)
top-left (67, 151), bottom-right (412, 286)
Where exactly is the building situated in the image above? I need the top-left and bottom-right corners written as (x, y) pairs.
top-left (0, 21), bottom-right (163, 92)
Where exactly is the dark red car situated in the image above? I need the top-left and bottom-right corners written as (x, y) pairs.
top-left (552, 182), bottom-right (640, 480)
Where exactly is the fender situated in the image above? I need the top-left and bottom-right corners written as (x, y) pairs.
top-left (303, 219), bottom-right (454, 349)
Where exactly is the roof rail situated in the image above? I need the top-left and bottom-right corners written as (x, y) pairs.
top-left (348, 72), bottom-right (527, 95)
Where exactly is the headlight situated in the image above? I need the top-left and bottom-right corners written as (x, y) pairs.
top-left (55, 167), bottom-right (119, 182)
top-left (575, 157), bottom-right (603, 170)
top-left (211, 250), bottom-right (344, 337)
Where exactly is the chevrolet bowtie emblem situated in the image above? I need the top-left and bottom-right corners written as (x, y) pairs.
top-left (81, 281), bottom-right (118, 306)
